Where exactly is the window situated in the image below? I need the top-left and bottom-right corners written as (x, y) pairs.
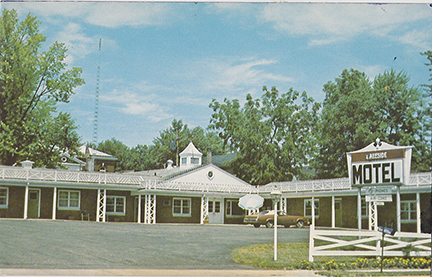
top-left (58, 190), bottom-right (80, 210)
top-left (305, 199), bottom-right (320, 217)
top-left (0, 187), bottom-right (8, 208)
top-left (208, 201), bottom-right (220, 213)
top-left (191, 157), bottom-right (199, 164)
top-left (173, 198), bottom-right (191, 216)
top-left (181, 158), bottom-right (187, 164)
top-left (106, 196), bottom-right (126, 215)
top-left (226, 200), bottom-right (244, 217)
top-left (209, 200), bottom-right (213, 213)
top-left (401, 201), bottom-right (417, 221)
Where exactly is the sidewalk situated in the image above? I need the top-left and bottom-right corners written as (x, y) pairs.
top-left (0, 269), bottom-right (322, 276)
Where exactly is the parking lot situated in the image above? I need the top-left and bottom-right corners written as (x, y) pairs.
top-left (0, 219), bottom-right (310, 270)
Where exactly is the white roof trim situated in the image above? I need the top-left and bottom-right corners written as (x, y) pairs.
top-left (348, 141), bottom-right (412, 154)
top-left (179, 142), bottom-right (202, 156)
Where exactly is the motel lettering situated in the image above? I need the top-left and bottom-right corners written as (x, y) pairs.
top-left (352, 162), bottom-right (401, 185)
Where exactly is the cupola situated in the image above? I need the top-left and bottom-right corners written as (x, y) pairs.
top-left (179, 142), bottom-right (202, 169)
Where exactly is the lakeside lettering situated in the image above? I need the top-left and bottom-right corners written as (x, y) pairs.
top-left (366, 152), bottom-right (387, 160)
top-left (352, 162), bottom-right (401, 185)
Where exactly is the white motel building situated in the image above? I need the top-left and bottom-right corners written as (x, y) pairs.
top-left (0, 141), bottom-right (430, 234)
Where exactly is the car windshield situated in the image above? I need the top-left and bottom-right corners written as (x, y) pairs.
top-left (258, 210), bottom-right (269, 215)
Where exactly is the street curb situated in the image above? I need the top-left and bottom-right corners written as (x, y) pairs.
top-left (0, 269), bottom-right (322, 277)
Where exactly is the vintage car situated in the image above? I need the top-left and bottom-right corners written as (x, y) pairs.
top-left (244, 210), bottom-right (309, 228)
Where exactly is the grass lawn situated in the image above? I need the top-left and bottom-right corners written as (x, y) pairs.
top-left (231, 243), bottom-right (431, 276)
top-left (232, 242), bottom-right (310, 270)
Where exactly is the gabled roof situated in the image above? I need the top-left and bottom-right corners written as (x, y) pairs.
top-left (164, 163), bottom-right (252, 188)
top-left (179, 142), bottom-right (202, 156)
top-left (60, 153), bottom-right (86, 165)
top-left (79, 145), bottom-right (118, 160)
top-left (129, 165), bottom-right (197, 180)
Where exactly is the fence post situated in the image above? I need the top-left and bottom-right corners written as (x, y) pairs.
top-left (308, 226), bottom-right (314, 262)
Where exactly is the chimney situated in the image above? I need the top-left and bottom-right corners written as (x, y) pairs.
top-left (207, 148), bottom-right (212, 164)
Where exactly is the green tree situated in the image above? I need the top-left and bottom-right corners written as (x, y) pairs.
top-left (312, 69), bottom-right (375, 178)
top-left (313, 68), bottom-right (430, 178)
top-left (152, 119), bottom-right (228, 168)
top-left (128, 144), bottom-right (159, 171)
top-left (209, 86), bottom-right (321, 186)
top-left (0, 9), bottom-right (84, 166)
top-left (96, 138), bottom-right (130, 171)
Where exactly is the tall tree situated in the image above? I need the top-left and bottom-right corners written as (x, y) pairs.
top-left (152, 119), bottom-right (228, 168)
top-left (313, 68), bottom-right (430, 178)
top-left (0, 9), bottom-right (84, 166)
top-left (209, 86), bottom-right (321, 186)
top-left (312, 69), bottom-right (375, 178)
top-left (96, 138), bottom-right (130, 171)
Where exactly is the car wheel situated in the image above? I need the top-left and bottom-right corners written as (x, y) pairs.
top-left (266, 220), bottom-right (274, 228)
top-left (253, 224), bottom-right (260, 228)
top-left (296, 220), bottom-right (304, 228)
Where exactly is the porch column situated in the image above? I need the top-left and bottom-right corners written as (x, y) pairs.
top-left (311, 196), bottom-right (315, 227)
top-left (96, 189), bottom-right (107, 222)
top-left (396, 186), bottom-right (401, 233)
top-left (357, 187), bottom-right (362, 231)
top-left (331, 195), bottom-right (335, 228)
top-left (23, 185), bottom-right (29, 219)
top-left (144, 194), bottom-right (156, 224)
top-left (52, 186), bottom-right (57, 220)
top-left (416, 193), bottom-right (421, 233)
top-left (137, 195), bottom-right (142, 223)
top-left (200, 195), bottom-right (208, 224)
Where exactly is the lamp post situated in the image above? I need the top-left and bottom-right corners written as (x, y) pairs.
top-left (270, 188), bottom-right (282, 261)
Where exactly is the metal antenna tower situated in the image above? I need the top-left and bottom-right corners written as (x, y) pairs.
top-left (92, 38), bottom-right (102, 145)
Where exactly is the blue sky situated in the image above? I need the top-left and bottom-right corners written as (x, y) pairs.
top-left (2, 2), bottom-right (432, 148)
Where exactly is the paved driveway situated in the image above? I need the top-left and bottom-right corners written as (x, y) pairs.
top-left (0, 219), bottom-right (309, 270)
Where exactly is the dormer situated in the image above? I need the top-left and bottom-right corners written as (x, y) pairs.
top-left (179, 142), bottom-right (202, 169)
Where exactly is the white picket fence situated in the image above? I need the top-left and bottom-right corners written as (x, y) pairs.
top-left (309, 228), bottom-right (432, 262)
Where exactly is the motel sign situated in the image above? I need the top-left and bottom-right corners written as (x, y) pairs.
top-left (346, 139), bottom-right (413, 233)
top-left (347, 140), bottom-right (412, 187)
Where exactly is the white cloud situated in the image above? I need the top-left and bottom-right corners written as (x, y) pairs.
top-left (84, 3), bottom-right (174, 28)
top-left (55, 23), bottom-right (98, 64)
top-left (357, 65), bottom-right (386, 81)
top-left (392, 29), bottom-right (432, 51)
top-left (259, 4), bottom-right (431, 47)
top-left (197, 58), bottom-right (294, 93)
top-left (101, 84), bottom-right (173, 122)
top-left (5, 2), bottom-right (175, 28)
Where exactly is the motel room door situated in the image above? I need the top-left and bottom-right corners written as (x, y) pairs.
top-left (208, 197), bottom-right (224, 224)
top-left (28, 189), bottom-right (41, 218)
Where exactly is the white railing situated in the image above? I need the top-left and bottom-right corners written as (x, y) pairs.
top-left (141, 180), bottom-right (257, 194)
top-left (0, 165), bottom-right (430, 194)
top-left (308, 228), bottom-right (432, 262)
top-left (263, 172), bottom-right (431, 194)
top-left (0, 166), bottom-right (144, 186)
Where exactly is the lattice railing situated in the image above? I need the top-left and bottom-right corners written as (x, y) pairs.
top-left (141, 180), bottom-right (257, 194)
top-left (0, 166), bottom-right (144, 186)
top-left (0, 165), bottom-right (430, 195)
top-left (262, 172), bottom-right (431, 194)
